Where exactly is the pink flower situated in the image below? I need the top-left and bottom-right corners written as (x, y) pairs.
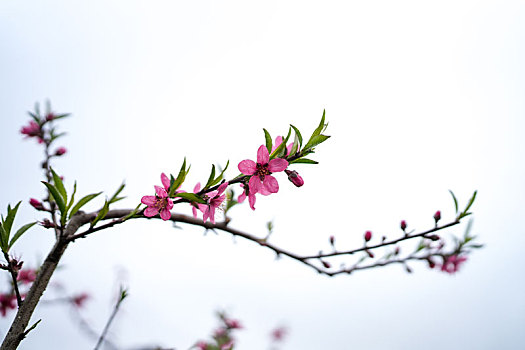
top-left (0, 294), bottom-right (17, 316)
top-left (141, 185), bottom-right (174, 221)
top-left (285, 169), bottom-right (304, 187)
top-left (29, 198), bottom-right (44, 210)
top-left (17, 269), bottom-right (37, 284)
top-left (238, 145), bottom-right (288, 195)
top-left (20, 121), bottom-right (44, 143)
top-left (225, 318), bottom-right (243, 329)
top-left (271, 136), bottom-right (294, 156)
top-left (440, 255), bottom-right (467, 274)
top-left (72, 293), bottom-right (89, 308)
top-left (55, 147), bottom-right (67, 156)
top-left (202, 182), bottom-right (229, 224)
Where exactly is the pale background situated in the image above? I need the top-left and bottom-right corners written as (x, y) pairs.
top-left (1, 1), bottom-right (524, 349)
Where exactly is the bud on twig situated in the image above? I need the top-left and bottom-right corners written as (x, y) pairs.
top-left (433, 210), bottom-right (441, 224)
top-left (29, 198), bottom-right (45, 211)
top-left (284, 170), bottom-right (304, 187)
top-left (54, 147), bottom-right (67, 156)
top-left (329, 235), bottom-right (335, 246)
top-left (428, 234), bottom-right (440, 241)
top-left (364, 230), bottom-right (372, 242)
top-left (40, 219), bottom-right (55, 229)
top-left (322, 260), bottom-right (331, 269)
top-left (400, 220), bottom-right (407, 231)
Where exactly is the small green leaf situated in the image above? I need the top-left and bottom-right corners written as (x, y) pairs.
top-left (209, 160), bottom-right (229, 188)
top-left (263, 128), bottom-right (273, 154)
top-left (173, 192), bottom-right (206, 204)
top-left (449, 190), bottom-right (458, 214)
top-left (204, 164), bottom-right (216, 189)
top-left (0, 225), bottom-right (8, 252)
top-left (303, 134), bottom-right (330, 151)
top-left (50, 168), bottom-right (67, 203)
top-left (66, 182), bottom-right (78, 214)
top-left (109, 183), bottom-right (126, 204)
top-left (171, 158), bottom-right (188, 196)
top-left (289, 133), bottom-right (300, 157)
top-left (270, 127), bottom-right (292, 159)
top-left (464, 190), bottom-right (477, 213)
top-left (8, 222), bottom-right (37, 250)
top-left (43, 182), bottom-right (66, 215)
top-left (123, 204), bottom-right (142, 221)
top-left (91, 201), bottom-right (109, 228)
top-left (28, 111), bottom-right (40, 123)
top-left (3, 202), bottom-right (22, 236)
top-left (290, 158), bottom-right (319, 165)
top-left (290, 124), bottom-right (303, 147)
top-left (69, 192), bottom-right (103, 218)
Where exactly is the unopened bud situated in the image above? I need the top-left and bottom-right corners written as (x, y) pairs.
top-left (40, 219), bottom-right (55, 229)
top-left (405, 265), bottom-right (413, 273)
top-left (366, 250), bottom-right (374, 258)
top-left (284, 170), bottom-right (304, 187)
top-left (428, 234), bottom-right (440, 241)
top-left (46, 113), bottom-right (55, 121)
top-left (394, 246), bottom-right (400, 255)
top-left (433, 210), bottom-right (441, 224)
top-left (427, 258), bottom-right (436, 269)
top-left (322, 260), bottom-right (331, 269)
top-left (55, 147), bottom-right (67, 156)
top-left (329, 235), bottom-right (335, 246)
top-left (29, 198), bottom-right (44, 211)
top-left (400, 220), bottom-right (407, 231)
top-left (364, 230), bottom-right (372, 242)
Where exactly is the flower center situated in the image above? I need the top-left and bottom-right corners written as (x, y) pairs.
top-left (255, 163), bottom-right (271, 180)
top-left (155, 197), bottom-right (168, 210)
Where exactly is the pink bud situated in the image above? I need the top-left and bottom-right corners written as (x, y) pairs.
top-left (427, 258), bottom-right (436, 269)
top-left (46, 113), bottom-right (55, 121)
top-left (433, 211), bottom-right (441, 223)
top-left (40, 219), bottom-right (55, 229)
top-left (29, 198), bottom-right (44, 210)
top-left (366, 250), bottom-right (374, 258)
top-left (400, 220), bottom-right (407, 231)
top-left (364, 230), bottom-right (372, 242)
top-left (428, 234), bottom-right (440, 241)
top-left (329, 235), bottom-right (335, 246)
top-left (72, 293), bottom-right (89, 308)
top-left (322, 260), bottom-right (331, 269)
top-left (285, 170), bottom-right (304, 187)
top-left (55, 147), bottom-right (67, 156)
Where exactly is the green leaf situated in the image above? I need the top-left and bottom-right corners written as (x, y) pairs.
top-left (8, 222), bottom-right (37, 250)
top-left (66, 182), bottom-right (78, 214)
top-left (42, 182), bottom-right (66, 216)
top-left (270, 127), bottom-right (291, 159)
top-left (50, 168), bottom-right (67, 203)
top-left (109, 183), bottom-right (126, 204)
top-left (303, 134), bottom-right (330, 151)
top-left (91, 201), bottom-right (109, 228)
top-left (28, 111), bottom-right (40, 123)
top-left (209, 160), bottom-right (229, 188)
top-left (52, 113), bottom-right (71, 120)
top-left (173, 192), bottom-right (206, 204)
top-left (69, 192), bottom-right (103, 218)
top-left (204, 164), bottom-right (216, 189)
top-left (123, 204), bottom-right (142, 221)
top-left (290, 124), bottom-right (303, 147)
top-left (289, 132), bottom-right (300, 157)
top-left (3, 202), bottom-right (21, 236)
top-left (171, 158), bottom-right (188, 196)
top-left (0, 224), bottom-right (8, 252)
top-left (290, 158), bottom-right (319, 165)
top-left (263, 128), bottom-right (273, 154)
top-left (464, 190), bottom-right (477, 213)
top-left (449, 190), bottom-right (458, 214)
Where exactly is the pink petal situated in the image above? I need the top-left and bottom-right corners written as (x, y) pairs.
top-left (155, 186), bottom-right (168, 198)
top-left (268, 158), bottom-right (288, 172)
top-left (238, 160), bottom-right (256, 175)
top-left (248, 193), bottom-right (256, 210)
top-left (263, 175), bottom-right (279, 193)
top-left (192, 206), bottom-right (198, 218)
top-left (259, 186), bottom-right (271, 196)
top-left (141, 196), bottom-right (157, 205)
top-left (249, 176), bottom-right (262, 194)
top-left (271, 136), bottom-right (283, 153)
top-left (238, 191), bottom-right (246, 203)
top-left (144, 206), bottom-right (159, 217)
top-left (217, 182), bottom-right (229, 195)
top-left (166, 198), bottom-right (174, 209)
top-left (257, 145), bottom-right (269, 164)
top-left (193, 182), bottom-right (201, 193)
top-left (161, 173), bottom-right (170, 191)
top-left (160, 208), bottom-right (171, 221)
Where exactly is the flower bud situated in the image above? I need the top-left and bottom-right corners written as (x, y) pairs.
top-left (366, 250), bottom-right (374, 258)
top-left (29, 198), bottom-right (44, 211)
top-left (55, 147), bottom-right (67, 156)
top-left (400, 220), bottom-right (407, 231)
top-left (364, 230), bottom-right (372, 242)
top-left (284, 170), bottom-right (304, 187)
top-left (329, 235), bottom-right (335, 246)
top-left (427, 258), bottom-right (436, 269)
top-left (433, 210), bottom-right (441, 224)
top-left (46, 113), bottom-right (55, 121)
top-left (428, 234), bottom-right (440, 241)
top-left (322, 260), bottom-right (331, 269)
top-left (40, 219), bottom-right (55, 229)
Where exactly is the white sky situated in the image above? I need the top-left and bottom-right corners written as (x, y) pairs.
top-left (1, 1), bottom-right (524, 349)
